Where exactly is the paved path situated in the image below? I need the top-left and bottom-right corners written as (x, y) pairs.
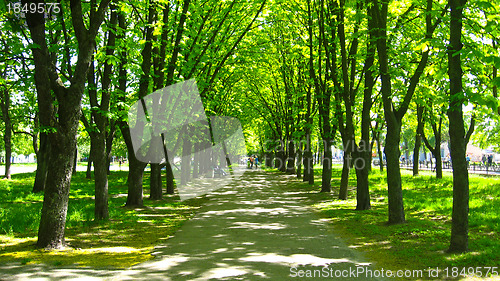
top-left (0, 170), bottom-right (385, 280)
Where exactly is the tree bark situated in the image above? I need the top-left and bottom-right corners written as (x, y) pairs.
top-left (1, 88), bottom-right (12, 180)
top-left (149, 163), bottom-right (162, 200)
top-left (121, 124), bottom-right (146, 206)
top-left (413, 105), bottom-right (424, 176)
top-left (320, 139), bottom-right (332, 193)
top-left (447, 0), bottom-right (469, 253)
top-left (339, 152), bottom-right (350, 200)
top-left (33, 132), bottom-right (49, 192)
top-left (286, 140), bottom-right (296, 174)
top-left (384, 123), bottom-right (405, 224)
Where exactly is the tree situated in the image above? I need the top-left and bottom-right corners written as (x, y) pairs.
top-left (24, 0), bottom-right (111, 249)
top-left (81, 2), bottom-right (121, 220)
top-left (372, 0), bottom-right (443, 224)
top-left (447, 0), bottom-right (469, 253)
top-left (0, 79), bottom-right (12, 179)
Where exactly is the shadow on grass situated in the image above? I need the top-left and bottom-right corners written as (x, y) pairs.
top-left (0, 170), bottom-right (207, 268)
top-left (307, 168), bottom-right (500, 280)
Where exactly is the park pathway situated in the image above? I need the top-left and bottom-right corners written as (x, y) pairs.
top-left (0, 169), bottom-right (386, 280)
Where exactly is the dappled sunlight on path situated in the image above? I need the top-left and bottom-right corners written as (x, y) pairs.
top-left (0, 170), bottom-right (385, 280)
top-left (117, 170), bottom-right (384, 280)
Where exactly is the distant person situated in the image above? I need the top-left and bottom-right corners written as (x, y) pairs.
top-left (254, 155), bottom-right (259, 169)
top-left (488, 155), bottom-right (493, 167)
top-left (466, 156), bottom-right (470, 168)
top-left (482, 155), bottom-right (487, 165)
top-left (249, 156), bottom-right (254, 169)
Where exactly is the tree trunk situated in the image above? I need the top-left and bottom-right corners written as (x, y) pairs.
top-left (354, 5), bottom-right (375, 210)
top-left (92, 134), bottom-right (109, 220)
top-left (413, 106), bottom-right (424, 176)
top-left (150, 163), bottom-right (162, 200)
top-left (25, 0), bottom-right (111, 249)
top-left (181, 133), bottom-right (192, 185)
top-left (339, 152), bottom-right (350, 200)
top-left (377, 133), bottom-right (384, 172)
top-left (413, 136), bottom-right (421, 176)
top-left (296, 147), bottom-right (303, 179)
top-left (3, 124), bottom-right (12, 180)
top-left (320, 139), bottom-right (332, 192)
top-left (355, 151), bottom-right (371, 210)
top-left (165, 159), bottom-right (175, 194)
top-left (86, 145), bottom-right (93, 179)
top-left (384, 123), bottom-right (406, 224)
top-left (37, 135), bottom-right (78, 249)
top-left (121, 124), bottom-right (146, 206)
top-left (447, 0), bottom-right (469, 253)
top-left (1, 88), bottom-right (12, 180)
top-left (126, 156), bottom-right (146, 207)
top-left (435, 146), bottom-right (442, 179)
top-left (105, 124), bottom-right (116, 175)
top-left (33, 132), bottom-right (49, 192)
top-left (286, 140), bottom-right (296, 174)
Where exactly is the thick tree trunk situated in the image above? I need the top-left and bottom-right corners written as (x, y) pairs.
top-left (126, 156), bottom-right (146, 207)
top-left (447, 0), bottom-right (469, 253)
top-left (355, 151), bottom-right (371, 210)
top-left (339, 152), bottom-right (350, 200)
top-left (320, 139), bottom-right (332, 192)
top-left (37, 135), bottom-right (77, 249)
top-left (33, 132), bottom-right (49, 192)
top-left (165, 159), bottom-right (175, 194)
top-left (121, 125), bottom-right (146, 206)
top-left (150, 163), bottom-right (162, 200)
top-left (384, 124), bottom-right (406, 224)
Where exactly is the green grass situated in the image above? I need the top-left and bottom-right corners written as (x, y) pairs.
top-left (311, 166), bottom-right (499, 280)
top-left (0, 171), bottom-right (206, 268)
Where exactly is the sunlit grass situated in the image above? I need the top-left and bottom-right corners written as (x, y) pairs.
top-left (311, 167), bottom-right (500, 280)
top-left (0, 170), bottom-right (205, 268)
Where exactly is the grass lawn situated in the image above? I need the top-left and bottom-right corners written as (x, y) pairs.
top-left (0, 171), bottom-right (205, 268)
top-left (311, 165), bottom-right (499, 280)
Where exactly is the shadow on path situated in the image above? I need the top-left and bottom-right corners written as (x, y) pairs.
top-left (0, 170), bottom-right (386, 280)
